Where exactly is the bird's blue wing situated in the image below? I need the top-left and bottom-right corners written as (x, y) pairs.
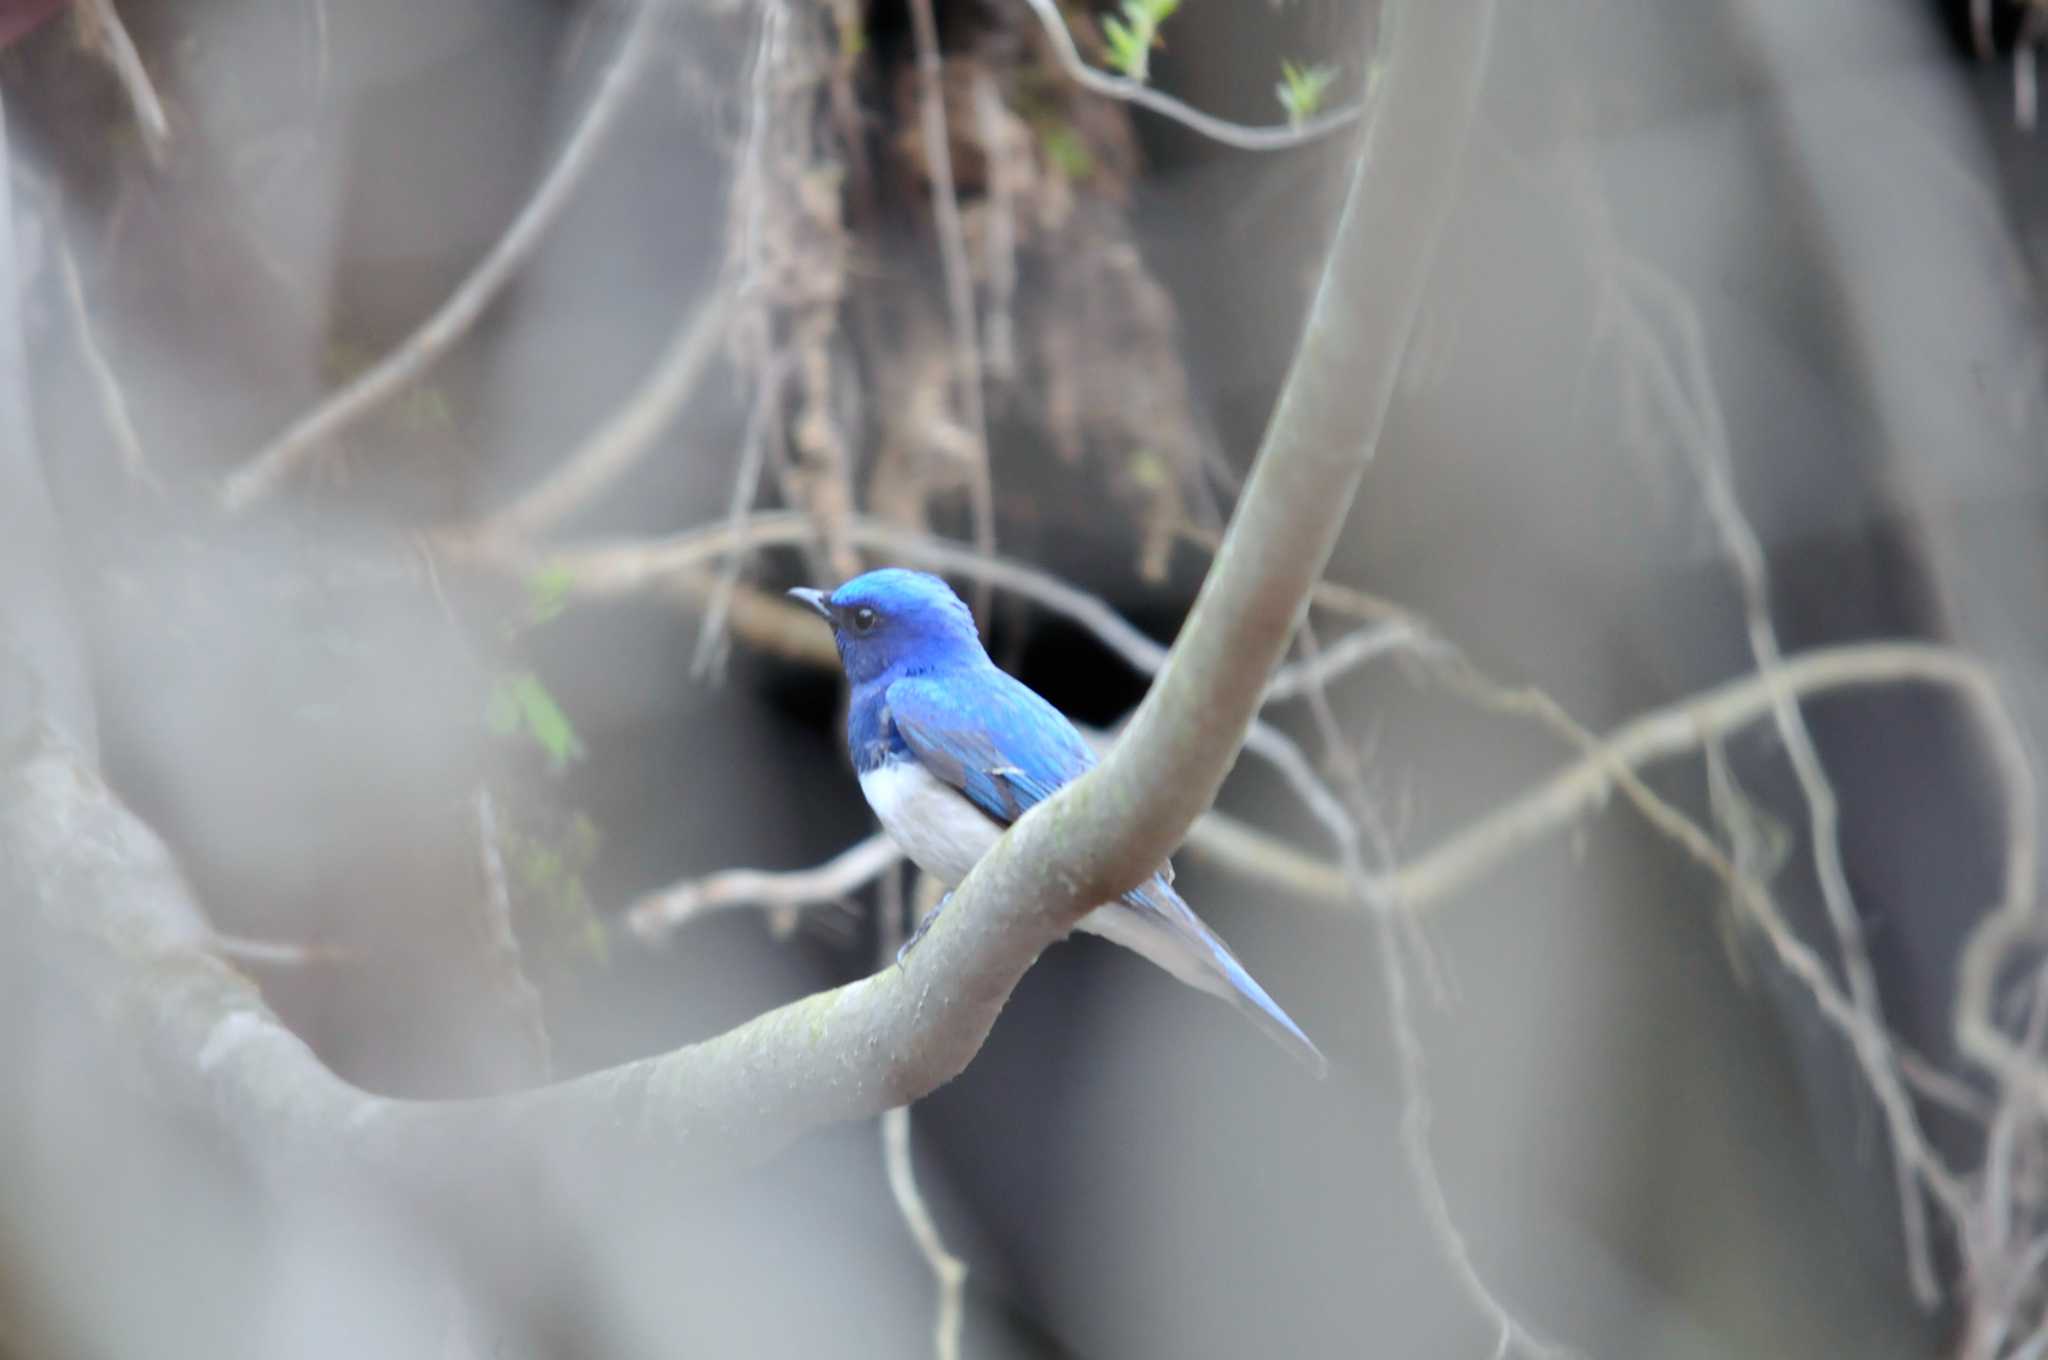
top-left (885, 668), bottom-right (1096, 827)
top-left (887, 668), bottom-right (1176, 885)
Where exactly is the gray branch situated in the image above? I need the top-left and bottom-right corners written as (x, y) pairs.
top-left (0, 0), bottom-right (1491, 1178)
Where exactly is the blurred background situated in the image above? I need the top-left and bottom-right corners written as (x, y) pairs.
top-left (2, 0), bottom-right (2046, 1355)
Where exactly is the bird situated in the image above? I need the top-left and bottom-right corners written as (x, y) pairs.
top-left (789, 567), bottom-right (1327, 1074)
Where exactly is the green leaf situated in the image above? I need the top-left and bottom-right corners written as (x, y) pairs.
top-left (525, 561), bottom-right (577, 626)
top-left (1103, 0), bottom-right (1179, 83)
top-left (1103, 14), bottom-right (1143, 79)
top-left (485, 670), bottom-right (586, 771)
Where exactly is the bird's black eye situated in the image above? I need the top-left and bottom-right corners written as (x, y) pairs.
top-left (849, 606), bottom-right (879, 634)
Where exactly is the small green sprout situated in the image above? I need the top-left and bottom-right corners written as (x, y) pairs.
top-left (1276, 59), bottom-right (1339, 127)
top-left (1102, 0), bottom-right (1181, 83)
top-left (486, 670), bottom-right (586, 771)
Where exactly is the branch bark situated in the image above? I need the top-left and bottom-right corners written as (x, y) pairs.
top-left (1, 0), bottom-right (1491, 1180)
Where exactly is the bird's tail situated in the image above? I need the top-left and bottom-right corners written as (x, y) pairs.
top-left (1079, 880), bottom-right (1328, 1077)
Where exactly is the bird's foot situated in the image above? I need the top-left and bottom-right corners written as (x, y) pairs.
top-left (895, 892), bottom-right (951, 967)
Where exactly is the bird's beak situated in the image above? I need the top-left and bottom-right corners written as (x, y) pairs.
top-left (786, 587), bottom-right (832, 621)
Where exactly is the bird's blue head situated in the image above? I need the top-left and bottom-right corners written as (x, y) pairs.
top-left (789, 568), bottom-right (986, 685)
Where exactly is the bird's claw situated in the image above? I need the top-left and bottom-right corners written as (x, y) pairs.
top-left (894, 892), bottom-right (951, 967)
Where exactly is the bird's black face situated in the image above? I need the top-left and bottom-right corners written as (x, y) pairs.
top-left (789, 568), bottom-right (982, 685)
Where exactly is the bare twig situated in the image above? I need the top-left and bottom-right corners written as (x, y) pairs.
top-left (1405, 652), bottom-right (1977, 1236)
top-left (623, 803), bottom-right (1356, 947)
top-left (1960, 961), bottom-right (2048, 1359)
top-left (877, 867), bottom-right (968, 1360)
top-left (494, 513), bottom-right (1407, 712)
top-left (1174, 520), bottom-right (1417, 626)
top-left (210, 933), bottom-right (353, 969)
top-left (908, 0), bottom-right (997, 620)
top-left (1895, 1048), bottom-right (1991, 1125)
top-left (693, 354), bottom-right (788, 676)
top-left (1393, 643), bottom-right (2008, 921)
top-left (55, 232), bottom-right (153, 487)
top-left (1261, 620), bottom-right (1419, 703)
top-left (78, 0), bottom-right (169, 166)
top-left (473, 788), bottom-right (552, 1086)
top-left (221, 1), bottom-right (662, 511)
top-left (1609, 254), bottom-right (1940, 1306)
top-left (625, 833), bottom-right (901, 941)
top-left (461, 290), bottom-right (729, 543)
top-left (1292, 620), bottom-right (1576, 1359)
top-left (1017, 0), bottom-right (1364, 152)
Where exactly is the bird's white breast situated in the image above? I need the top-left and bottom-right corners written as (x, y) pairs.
top-left (859, 759), bottom-right (1001, 887)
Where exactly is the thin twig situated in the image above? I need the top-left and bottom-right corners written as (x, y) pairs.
top-left (1174, 520), bottom-right (1416, 626)
top-left (622, 802), bottom-right (1357, 947)
top-left (908, 0), bottom-right (997, 620)
top-left (1610, 254), bottom-right (1940, 1307)
top-left (491, 513), bottom-right (1403, 708)
top-left (211, 932), bottom-right (353, 968)
top-left (1405, 653), bottom-right (1976, 1234)
top-left (1017, 0), bottom-right (1364, 152)
top-left (1976, 963), bottom-right (2048, 1316)
top-left (625, 833), bottom-right (901, 942)
top-left (1897, 1047), bottom-right (1992, 1125)
top-left (79, 0), bottom-right (169, 166)
top-left (1292, 622), bottom-right (1577, 1359)
top-left (55, 232), bottom-right (153, 487)
top-left (876, 866), bottom-right (969, 1360)
top-left (693, 354), bottom-right (788, 676)
top-left (222, 1), bottom-right (661, 511)
top-left (461, 289), bottom-right (729, 543)
top-left (473, 789), bottom-right (552, 1085)
top-left (1261, 620), bottom-right (1419, 703)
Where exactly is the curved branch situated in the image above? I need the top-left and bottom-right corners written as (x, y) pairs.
top-left (1017, 0), bottom-right (1365, 152)
top-left (1392, 642), bottom-right (2025, 914)
top-left (4, 0), bottom-right (1489, 1180)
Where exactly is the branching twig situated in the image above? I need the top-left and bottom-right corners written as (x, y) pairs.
top-left (1017, 0), bottom-right (1364, 152)
top-left (625, 833), bottom-right (901, 941)
top-left (488, 513), bottom-right (1408, 712)
top-left (1405, 652), bottom-right (1977, 1236)
top-left (908, 0), bottom-right (997, 620)
top-left (1292, 619), bottom-right (1576, 1359)
top-left (877, 867), bottom-right (968, 1360)
top-left (1609, 254), bottom-right (1940, 1306)
top-left (221, 1), bottom-right (662, 511)
top-left (78, 0), bottom-right (169, 167)
top-left (623, 800), bottom-right (1361, 947)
